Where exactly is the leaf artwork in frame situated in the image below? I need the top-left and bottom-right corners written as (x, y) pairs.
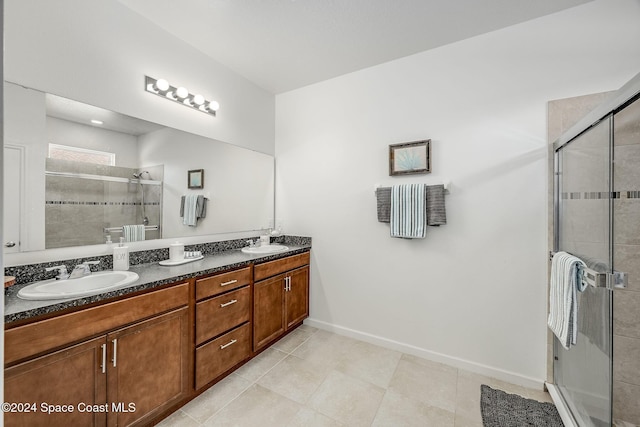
top-left (389, 140), bottom-right (431, 176)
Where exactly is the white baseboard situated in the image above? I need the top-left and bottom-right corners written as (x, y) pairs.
top-left (304, 317), bottom-right (546, 391)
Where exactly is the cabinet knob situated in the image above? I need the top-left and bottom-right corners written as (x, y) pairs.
top-left (4, 241), bottom-right (16, 248)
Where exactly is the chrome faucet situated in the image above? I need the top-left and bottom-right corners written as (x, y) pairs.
top-left (45, 265), bottom-right (70, 280)
top-left (245, 239), bottom-right (259, 248)
top-left (68, 260), bottom-right (101, 279)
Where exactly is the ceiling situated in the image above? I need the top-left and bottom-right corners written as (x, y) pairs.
top-left (118, 0), bottom-right (593, 94)
top-left (47, 94), bottom-right (164, 136)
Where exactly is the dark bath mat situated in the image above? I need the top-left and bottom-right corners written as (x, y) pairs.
top-left (480, 384), bottom-right (564, 427)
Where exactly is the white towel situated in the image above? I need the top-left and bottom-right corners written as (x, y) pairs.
top-left (122, 225), bottom-right (146, 242)
top-left (183, 194), bottom-right (198, 226)
top-left (548, 251), bottom-right (586, 349)
top-left (390, 184), bottom-right (426, 239)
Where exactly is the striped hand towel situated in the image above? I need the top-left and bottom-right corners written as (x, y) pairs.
top-left (547, 251), bottom-right (586, 350)
top-left (122, 224), bottom-right (146, 242)
top-left (390, 184), bottom-right (426, 239)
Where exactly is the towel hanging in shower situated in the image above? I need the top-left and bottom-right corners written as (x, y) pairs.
top-left (548, 251), bottom-right (587, 350)
top-left (122, 224), bottom-right (146, 242)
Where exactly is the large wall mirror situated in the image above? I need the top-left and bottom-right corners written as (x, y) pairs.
top-left (4, 81), bottom-right (275, 254)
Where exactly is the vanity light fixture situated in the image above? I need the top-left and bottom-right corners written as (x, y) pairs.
top-left (90, 119), bottom-right (103, 125)
top-left (145, 76), bottom-right (219, 116)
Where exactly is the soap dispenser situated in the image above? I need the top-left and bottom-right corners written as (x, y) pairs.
top-left (260, 233), bottom-right (270, 246)
top-left (113, 237), bottom-right (129, 271)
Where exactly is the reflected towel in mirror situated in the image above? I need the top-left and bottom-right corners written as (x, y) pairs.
top-left (181, 195), bottom-right (207, 226)
top-left (122, 224), bottom-right (145, 242)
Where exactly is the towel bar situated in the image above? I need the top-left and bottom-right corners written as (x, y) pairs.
top-left (373, 181), bottom-right (450, 195)
top-left (104, 225), bottom-right (159, 233)
top-left (549, 251), bottom-right (627, 289)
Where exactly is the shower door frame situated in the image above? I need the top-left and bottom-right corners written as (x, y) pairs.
top-left (552, 114), bottom-right (614, 427)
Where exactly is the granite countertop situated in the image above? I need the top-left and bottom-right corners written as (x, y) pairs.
top-left (5, 244), bottom-right (311, 325)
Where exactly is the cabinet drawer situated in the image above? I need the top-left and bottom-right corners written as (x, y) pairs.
top-left (195, 323), bottom-right (251, 389)
top-left (196, 267), bottom-right (251, 300)
top-left (196, 286), bottom-right (251, 345)
top-left (254, 252), bottom-right (310, 281)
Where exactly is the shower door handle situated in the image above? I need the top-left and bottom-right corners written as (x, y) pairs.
top-left (611, 271), bottom-right (628, 289)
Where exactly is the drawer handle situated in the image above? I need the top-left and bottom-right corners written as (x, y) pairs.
top-left (220, 279), bottom-right (238, 287)
top-left (220, 299), bottom-right (238, 308)
top-left (220, 339), bottom-right (237, 350)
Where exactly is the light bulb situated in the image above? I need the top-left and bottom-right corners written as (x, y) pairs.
top-left (192, 94), bottom-right (205, 106)
top-left (175, 87), bottom-right (189, 100)
top-left (207, 101), bottom-right (220, 112)
top-left (154, 78), bottom-right (170, 92)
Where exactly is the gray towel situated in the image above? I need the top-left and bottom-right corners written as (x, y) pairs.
top-left (426, 184), bottom-right (446, 226)
top-left (376, 184), bottom-right (446, 226)
top-left (196, 195), bottom-right (207, 219)
top-left (376, 187), bottom-right (392, 222)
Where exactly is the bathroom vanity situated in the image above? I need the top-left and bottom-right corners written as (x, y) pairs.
top-left (3, 242), bottom-right (310, 427)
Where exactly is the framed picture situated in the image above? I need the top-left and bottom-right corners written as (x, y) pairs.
top-left (188, 169), bottom-right (204, 189)
top-left (389, 140), bottom-right (431, 176)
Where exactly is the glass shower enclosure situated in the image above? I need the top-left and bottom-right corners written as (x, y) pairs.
top-left (555, 114), bottom-right (613, 426)
top-left (552, 73), bottom-right (640, 427)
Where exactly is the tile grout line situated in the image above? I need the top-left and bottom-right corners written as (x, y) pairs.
top-left (200, 331), bottom-right (319, 424)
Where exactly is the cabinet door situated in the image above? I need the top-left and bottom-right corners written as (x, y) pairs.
top-left (253, 274), bottom-right (286, 351)
top-left (285, 266), bottom-right (309, 329)
top-left (4, 336), bottom-right (107, 427)
top-left (106, 307), bottom-right (189, 427)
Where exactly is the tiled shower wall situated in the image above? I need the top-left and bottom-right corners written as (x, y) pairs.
top-left (612, 97), bottom-right (640, 426)
top-left (45, 158), bottom-right (163, 248)
top-left (548, 93), bottom-right (640, 426)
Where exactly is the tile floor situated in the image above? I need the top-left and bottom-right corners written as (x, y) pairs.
top-left (158, 325), bottom-right (553, 426)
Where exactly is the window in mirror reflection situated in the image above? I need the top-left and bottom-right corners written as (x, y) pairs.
top-left (49, 143), bottom-right (115, 166)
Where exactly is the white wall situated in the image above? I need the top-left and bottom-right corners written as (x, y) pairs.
top-left (275, 0), bottom-right (640, 386)
top-left (138, 128), bottom-right (274, 238)
top-left (4, 0), bottom-right (274, 155)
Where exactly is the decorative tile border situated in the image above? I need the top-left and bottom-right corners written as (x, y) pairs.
top-left (46, 201), bottom-right (160, 206)
top-left (561, 191), bottom-right (640, 200)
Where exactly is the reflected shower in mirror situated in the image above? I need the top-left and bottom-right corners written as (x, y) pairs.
top-left (4, 81), bottom-right (275, 253)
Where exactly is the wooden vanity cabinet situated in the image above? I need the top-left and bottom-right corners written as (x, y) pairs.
top-left (194, 267), bottom-right (252, 390)
top-left (4, 336), bottom-right (107, 427)
top-left (4, 283), bottom-right (190, 427)
top-left (106, 307), bottom-right (189, 427)
top-left (253, 253), bottom-right (310, 351)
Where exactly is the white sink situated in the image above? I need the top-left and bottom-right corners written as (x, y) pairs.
top-left (241, 244), bottom-right (289, 255)
top-left (17, 271), bottom-right (140, 300)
